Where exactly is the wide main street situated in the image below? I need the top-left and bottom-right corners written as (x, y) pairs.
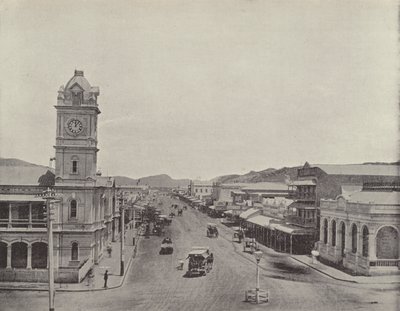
top-left (1, 195), bottom-right (399, 311)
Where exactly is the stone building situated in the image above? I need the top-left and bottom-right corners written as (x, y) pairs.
top-left (286, 162), bottom-right (400, 251)
top-left (189, 181), bottom-right (213, 200)
top-left (0, 70), bottom-right (119, 283)
top-left (318, 183), bottom-right (400, 276)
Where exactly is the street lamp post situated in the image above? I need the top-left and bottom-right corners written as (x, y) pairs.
top-left (40, 188), bottom-right (60, 311)
top-left (254, 250), bottom-right (263, 304)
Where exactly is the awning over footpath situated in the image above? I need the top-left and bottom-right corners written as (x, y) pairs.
top-left (239, 208), bottom-right (260, 220)
top-left (290, 180), bottom-right (316, 186)
top-left (0, 194), bottom-right (45, 202)
top-left (247, 215), bottom-right (275, 227)
top-left (269, 223), bottom-right (314, 235)
top-left (231, 191), bottom-right (246, 195)
top-left (288, 202), bottom-right (317, 210)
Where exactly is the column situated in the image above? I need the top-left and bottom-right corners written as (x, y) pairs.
top-left (354, 226), bottom-right (360, 274)
top-left (319, 219), bottom-right (324, 243)
top-left (8, 203), bottom-right (11, 228)
top-left (7, 244), bottom-right (11, 268)
top-left (28, 203), bottom-right (32, 229)
top-left (283, 234), bottom-right (287, 253)
top-left (27, 245), bottom-right (32, 269)
top-left (344, 222), bottom-right (351, 254)
top-left (290, 235), bottom-right (293, 254)
top-left (368, 231), bottom-right (377, 260)
top-left (326, 218), bottom-right (331, 247)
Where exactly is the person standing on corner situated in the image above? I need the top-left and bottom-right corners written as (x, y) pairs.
top-left (103, 270), bottom-right (108, 288)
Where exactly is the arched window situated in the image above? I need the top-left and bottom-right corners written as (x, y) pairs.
top-left (331, 220), bottom-right (336, 247)
top-left (351, 224), bottom-right (357, 253)
top-left (0, 242), bottom-right (7, 268)
top-left (71, 156), bottom-right (79, 174)
top-left (362, 226), bottom-right (369, 257)
top-left (340, 222), bottom-right (346, 256)
top-left (323, 219), bottom-right (328, 244)
top-left (11, 242), bottom-right (27, 268)
top-left (32, 242), bottom-right (47, 269)
top-left (376, 226), bottom-right (399, 259)
top-left (71, 242), bottom-right (78, 261)
top-left (70, 200), bottom-right (77, 218)
top-left (72, 91), bottom-right (83, 106)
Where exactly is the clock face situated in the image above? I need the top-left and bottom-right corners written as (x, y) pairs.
top-left (67, 119), bottom-right (83, 134)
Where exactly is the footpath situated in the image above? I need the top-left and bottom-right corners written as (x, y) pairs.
top-left (0, 226), bottom-right (142, 292)
top-left (212, 213), bottom-right (400, 286)
top-left (290, 254), bottom-right (400, 285)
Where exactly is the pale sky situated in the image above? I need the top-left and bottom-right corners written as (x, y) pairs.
top-left (0, 0), bottom-right (398, 180)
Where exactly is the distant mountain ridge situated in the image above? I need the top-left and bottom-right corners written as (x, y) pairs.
top-left (212, 161), bottom-right (400, 184)
top-left (0, 158), bottom-right (190, 188)
top-left (0, 158), bottom-right (51, 168)
top-left (114, 174), bottom-right (190, 188)
top-left (212, 168), bottom-right (283, 183)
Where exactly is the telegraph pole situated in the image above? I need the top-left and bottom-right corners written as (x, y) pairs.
top-left (41, 188), bottom-right (59, 311)
top-left (119, 192), bottom-right (125, 276)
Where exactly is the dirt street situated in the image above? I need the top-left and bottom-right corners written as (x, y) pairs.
top-left (0, 195), bottom-right (398, 311)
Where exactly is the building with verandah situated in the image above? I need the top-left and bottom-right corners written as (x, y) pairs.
top-left (0, 70), bottom-right (119, 283)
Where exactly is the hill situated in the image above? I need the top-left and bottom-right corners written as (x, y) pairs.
top-left (0, 157), bottom-right (54, 186)
top-left (0, 157), bottom-right (49, 168)
top-left (0, 158), bottom-right (189, 189)
top-left (114, 174), bottom-right (190, 188)
top-left (212, 167), bottom-right (300, 184)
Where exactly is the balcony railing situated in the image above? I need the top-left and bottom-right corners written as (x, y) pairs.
top-left (370, 259), bottom-right (399, 267)
top-left (0, 218), bottom-right (46, 229)
top-left (285, 215), bottom-right (316, 227)
top-left (320, 199), bottom-right (400, 214)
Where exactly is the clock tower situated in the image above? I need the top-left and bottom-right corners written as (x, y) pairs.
top-left (54, 70), bottom-right (100, 185)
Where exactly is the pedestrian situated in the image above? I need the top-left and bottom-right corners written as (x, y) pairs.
top-left (87, 268), bottom-right (93, 287)
top-left (103, 270), bottom-right (108, 288)
top-left (106, 243), bottom-right (112, 257)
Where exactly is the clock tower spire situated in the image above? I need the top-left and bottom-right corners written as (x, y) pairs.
top-left (54, 70), bottom-right (101, 185)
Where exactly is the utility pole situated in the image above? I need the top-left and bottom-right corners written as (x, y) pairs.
top-left (119, 192), bottom-right (125, 276)
top-left (40, 188), bottom-right (59, 311)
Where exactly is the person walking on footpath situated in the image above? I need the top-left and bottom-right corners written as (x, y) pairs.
top-left (87, 268), bottom-right (94, 287)
top-left (103, 270), bottom-right (108, 288)
top-left (106, 242), bottom-right (112, 257)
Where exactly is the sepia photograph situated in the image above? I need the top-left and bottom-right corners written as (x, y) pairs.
top-left (0, 0), bottom-right (399, 310)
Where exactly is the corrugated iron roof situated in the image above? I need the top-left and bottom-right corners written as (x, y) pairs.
top-left (313, 164), bottom-right (399, 177)
top-left (247, 215), bottom-right (275, 227)
top-left (291, 180), bottom-right (316, 186)
top-left (239, 207), bottom-right (260, 219)
top-left (242, 182), bottom-right (288, 191)
top-left (342, 191), bottom-right (400, 205)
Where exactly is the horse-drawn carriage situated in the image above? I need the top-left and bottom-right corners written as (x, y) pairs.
top-left (152, 223), bottom-right (165, 236)
top-left (206, 223), bottom-right (219, 238)
top-left (160, 237), bottom-right (173, 254)
top-left (187, 247), bottom-right (213, 277)
top-left (157, 214), bottom-right (172, 225)
top-left (243, 238), bottom-right (259, 253)
top-left (232, 228), bottom-right (244, 243)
